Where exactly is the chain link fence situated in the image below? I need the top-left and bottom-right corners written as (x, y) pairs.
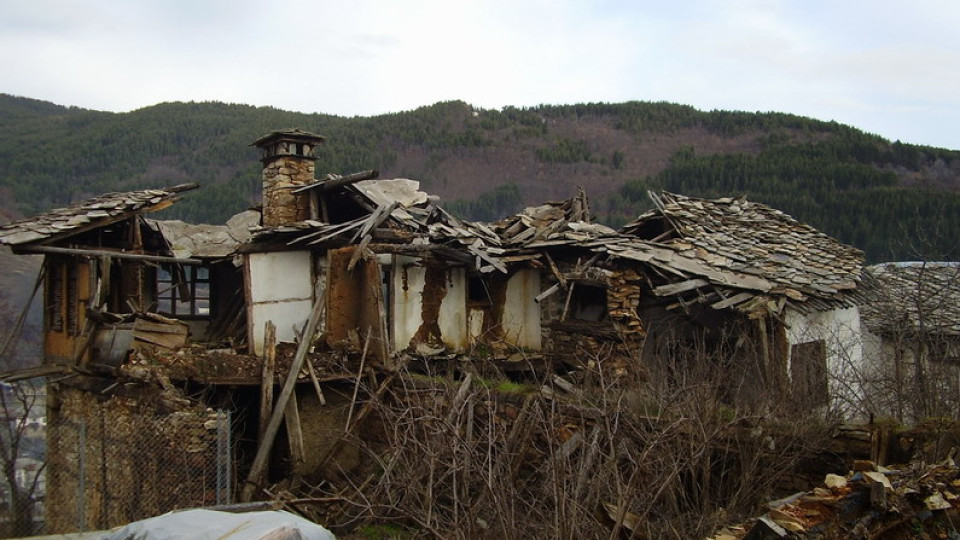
top-left (38, 407), bottom-right (232, 535)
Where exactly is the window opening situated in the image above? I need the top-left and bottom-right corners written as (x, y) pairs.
top-left (157, 264), bottom-right (211, 317)
top-left (67, 261), bottom-right (80, 335)
top-left (468, 276), bottom-right (492, 305)
top-left (790, 340), bottom-right (828, 409)
top-left (47, 260), bottom-right (64, 332)
top-left (568, 284), bottom-right (608, 322)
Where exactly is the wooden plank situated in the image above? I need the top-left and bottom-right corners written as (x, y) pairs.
top-left (652, 278), bottom-right (710, 296)
top-left (131, 320), bottom-right (188, 335)
top-left (132, 332), bottom-right (186, 349)
top-left (711, 291), bottom-right (754, 310)
top-left (370, 258), bottom-right (391, 365)
top-left (467, 243), bottom-right (506, 273)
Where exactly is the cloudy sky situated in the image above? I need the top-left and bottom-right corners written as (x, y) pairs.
top-left (2, 0), bottom-right (959, 149)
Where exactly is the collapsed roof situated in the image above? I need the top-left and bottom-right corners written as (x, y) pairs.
top-left (494, 190), bottom-right (866, 315)
top-left (620, 191), bottom-right (865, 312)
top-left (249, 174), bottom-right (507, 273)
top-left (0, 184), bottom-right (198, 249)
top-left (0, 177), bottom-right (868, 317)
top-left (861, 262), bottom-right (960, 337)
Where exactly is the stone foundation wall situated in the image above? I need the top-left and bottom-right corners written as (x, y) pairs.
top-left (46, 386), bottom-right (223, 533)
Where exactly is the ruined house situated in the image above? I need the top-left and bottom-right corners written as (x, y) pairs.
top-left (0, 129), bottom-right (872, 531)
top-left (860, 262), bottom-right (960, 420)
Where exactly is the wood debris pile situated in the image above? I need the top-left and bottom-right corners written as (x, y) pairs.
top-left (711, 458), bottom-right (960, 539)
top-left (252, 176), bottom-right (508, 273)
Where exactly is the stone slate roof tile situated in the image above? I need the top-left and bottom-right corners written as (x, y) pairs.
top-left (0, 183), bottom-right (198, 247)
top-left (620, 191), bottom-right (865, 302)
top-left (861, 262), bottom-right (960, 336)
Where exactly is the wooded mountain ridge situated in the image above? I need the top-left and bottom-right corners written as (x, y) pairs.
top-left (1, 93), bottom-right (959, 264)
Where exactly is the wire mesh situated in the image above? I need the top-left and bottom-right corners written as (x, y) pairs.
top-left (37, 408), bottom-right (232, 535)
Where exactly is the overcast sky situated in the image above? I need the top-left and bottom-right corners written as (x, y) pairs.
top-left (2, 0), bottom-right (959, 149)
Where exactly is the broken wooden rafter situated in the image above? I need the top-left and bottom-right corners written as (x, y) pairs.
top-left (652, 278), bottom-right (710, 297)
top-left (346, 235), bottom-right (372, 272)
top-left (544, 251), bottom-right (567, 289)
top-left (467, 243), bottom-right (507, 273)
top-left (17, 244), bottom-right (201, 265)
top-left (288, 216), bottom-right (365, 246)
top-left (711, 291), bottom-right (755, 310)
top-left (356, 201), bottom-right (398, 240)
top-left (291, 169), bottom-right (380, 193)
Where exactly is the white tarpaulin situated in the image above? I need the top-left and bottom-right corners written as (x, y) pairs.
top-left (104, 509), bottom-right (336, 540)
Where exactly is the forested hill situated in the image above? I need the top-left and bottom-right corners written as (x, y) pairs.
top-left (2, 93), bottom-right (959, 263)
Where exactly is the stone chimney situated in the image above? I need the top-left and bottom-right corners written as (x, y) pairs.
top-left (252, 129), bottom-right (326, 227)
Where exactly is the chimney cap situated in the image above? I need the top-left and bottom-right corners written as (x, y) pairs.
top-left (251, 128), bottom-right (326, 148)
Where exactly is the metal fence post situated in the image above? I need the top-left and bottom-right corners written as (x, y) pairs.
top-left (77, 420), bottom-right (85, 532)
top-left (216, 410), bottom-right (232, 505)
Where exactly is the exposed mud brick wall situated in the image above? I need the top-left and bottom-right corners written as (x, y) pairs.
top-left (412, 266), bottom-right (449, 347)
top-left (46, 386), bottom-right (222, 533)
top-left (292, 385), bottom-right (361, 481)
top-left (261, 157), bottom-right (315, 227)
top-left (540, 267), bottom-right (645, 374)
top-left (326, 247), bottom-right (387, 358)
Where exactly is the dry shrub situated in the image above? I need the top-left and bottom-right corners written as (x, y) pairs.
top-left (305, 347), bottom-right (833, 540)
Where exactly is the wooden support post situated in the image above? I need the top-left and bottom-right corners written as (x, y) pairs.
top-left (284, 391), bottom-right (305, 473)
top-left (757, 317), bottom-right (771, 387)
top-left (242, 284), bottom-right (325, 501)
top-left (258, 321), bottom-right (276, 443)
top-left (561, 282), bottom-right (576, 321)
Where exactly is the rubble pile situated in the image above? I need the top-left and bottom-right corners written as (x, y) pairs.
top-left (711, 458), bottom-right (960, 539)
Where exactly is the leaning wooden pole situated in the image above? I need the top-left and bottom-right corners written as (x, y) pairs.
top-left (242, 286), bottom-right (325, 501)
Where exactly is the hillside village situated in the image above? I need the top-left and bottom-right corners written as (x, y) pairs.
top-left (0, 129), bottom-right (958, 538)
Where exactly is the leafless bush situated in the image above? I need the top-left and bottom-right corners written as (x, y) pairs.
top-left (302, 343), bottom-right (833, 539)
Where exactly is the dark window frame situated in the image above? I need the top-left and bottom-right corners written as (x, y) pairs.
top-left (156, 264), bottom-right (212, 319)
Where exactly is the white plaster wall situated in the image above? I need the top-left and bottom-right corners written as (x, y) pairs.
top-left (501, 269), bottom-right (542, 350)
top-left (391, 256), bottom-right (468, 352)
top-left (392, 256), bottom-right (423, 352)
top-left (785, 305), bottom-right (864, 419)
top-left (439, 269), bottom-right (467, 350)
top-left (248, 251), bottom-right (314, 355)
